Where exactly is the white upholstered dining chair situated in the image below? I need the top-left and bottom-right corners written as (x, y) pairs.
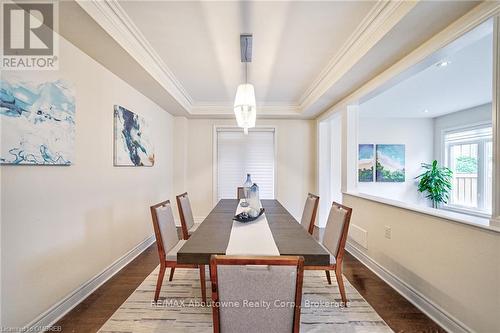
top-left (150, 200), bottom-right (206, 303)
top-left (305, 201), bottom-right (352, 305)
top-left (300, 193), bottom-right (320, 235)
top-left (176, 192), bottom-right (200, 240)
top-left (210, 255), bottom-right (304, 333)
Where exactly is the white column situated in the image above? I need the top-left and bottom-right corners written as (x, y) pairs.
top-left (491, 16), bottom-right (500, 224)
top-left (173, 116), bottom-right (189, 224)
top-left (342, 105), bottom-right (359, 194)
top-left (317, 119), bottom-right (332, 227)
top-left (330, 114), bottom-right (343, 204)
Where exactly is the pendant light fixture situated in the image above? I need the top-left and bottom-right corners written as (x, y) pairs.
top-left (234, 34), bottom-right (256, 134)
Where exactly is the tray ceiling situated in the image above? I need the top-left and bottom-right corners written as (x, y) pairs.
top-left (63, 0), bottom-right (481, 118)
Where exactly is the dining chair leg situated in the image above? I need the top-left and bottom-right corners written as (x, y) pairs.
top-left (325, 270), bottom-right (332, 284)
top-left (199, 264), bottom-right (207, 304)
top-left (169, 267), bottom-right (175, 281)
top-left (335, 267), bottom-right (347, 306)
top-left (155, 264), bottom-right (166, 302)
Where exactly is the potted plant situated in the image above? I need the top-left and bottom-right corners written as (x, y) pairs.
top-left (415, 160), bottom-right (453, 208)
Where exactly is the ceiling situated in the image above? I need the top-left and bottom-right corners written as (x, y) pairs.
top-left (118, 1), bottom-right (374, 105)
top-left (61, 0), bottom-right (481, 119)
top-left (360, 19), bottom-right (493, 118)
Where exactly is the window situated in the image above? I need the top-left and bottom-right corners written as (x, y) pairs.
top-left (444, 125), bottom-right (492, 215)
top-left (216, 128), bottom-right (275, 201)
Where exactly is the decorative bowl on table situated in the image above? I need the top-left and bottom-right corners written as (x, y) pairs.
top-left (233, 208), bottom-right (265, 223)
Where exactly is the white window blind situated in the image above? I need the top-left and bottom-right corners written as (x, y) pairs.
top-left (217, 128), bottom-right (275, 200)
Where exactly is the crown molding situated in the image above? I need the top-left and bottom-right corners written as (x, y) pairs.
top-left (76, 0), bottom-right (193, 112)
top-left (317, 1), bottom-right (500, 122)
top-left (298, 0), bottom-right (419, 115)
top-left (76, 0), bottom-right (419, 118)
top-left (190, 103), bottom-right (303, 118)
top-left (298, 1), bottom-right (389, 105)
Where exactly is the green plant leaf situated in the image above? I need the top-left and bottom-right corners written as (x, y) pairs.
top-left (415, 160), bottom-right (453, 206)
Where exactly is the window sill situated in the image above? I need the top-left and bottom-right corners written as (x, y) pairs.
top-left (343, 191), bottom-right (500, 233)
top-left (441, 205), bottom-right (491, 219)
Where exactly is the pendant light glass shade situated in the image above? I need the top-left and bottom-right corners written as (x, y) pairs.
top-left (233, 83), bottom-right (256, 132)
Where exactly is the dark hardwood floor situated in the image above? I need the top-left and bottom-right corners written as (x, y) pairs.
top-left (55, 244), bottom-right (160, 333)
top-left (342, 253), bottom-right (445, 333)
top-left (56, 229), bottom-right (445, 333)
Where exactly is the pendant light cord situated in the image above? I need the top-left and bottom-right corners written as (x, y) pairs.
top-left (244, 37), bottom-right (249, 83)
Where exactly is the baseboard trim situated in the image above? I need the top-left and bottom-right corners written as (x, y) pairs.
top-left (26, 235), bottom-right (155, 331)
top-left (346, 242), bottom-right (472, 333)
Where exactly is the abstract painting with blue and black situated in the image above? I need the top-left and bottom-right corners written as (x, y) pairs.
top-left (0, 76), bottom-right (76, 165)
top-left (114, 105), bottom-right (155, 167)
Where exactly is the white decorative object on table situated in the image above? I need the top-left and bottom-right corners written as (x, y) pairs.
top-left (247, 207), bottom-right (259, 218)
top-left (247, 183), bottom-right (260, 211)
top-left (240, 173), bottom-right (253, 207)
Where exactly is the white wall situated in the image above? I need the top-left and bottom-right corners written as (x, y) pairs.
top-left (433, 103), bottom-right (492, 163)
top-left (344, 194), bottom-right (500, 333)
top-left (173, 118), bottom-right (316, 221)
top-left (1, 37), bottom-right (174, 326)
top-left (357, 117), bottom-right (434, 205)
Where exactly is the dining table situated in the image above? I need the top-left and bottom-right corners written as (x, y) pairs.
top-left (177, 199), bottom-right (330, 266)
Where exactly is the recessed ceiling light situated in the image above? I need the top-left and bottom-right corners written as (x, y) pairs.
top-left (423, 109), bottom-right (429, 113)
top-left (436, 60), bottom-right (450, 67)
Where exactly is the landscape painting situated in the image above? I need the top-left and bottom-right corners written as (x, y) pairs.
top-left (376, 144), bottom-right (405, 182)
top-left (0, 76), bottom-right (76, 165)
top-left (358, 144), bottom-right (374, 182)
top-left (114, 105), bottom-right (155, 166)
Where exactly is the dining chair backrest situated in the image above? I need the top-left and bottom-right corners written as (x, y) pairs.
top-left (237, 187), bottom-right (245, 199)
top-left (210, 255), bottom-right (304, 333)
top-left (176, 192), bottom-right (195, 239)
top-left (300, 193), bottom-right (319, 234)
top-left (322, 202), bottom-right (352, 261)
top-left (150, 200), bottom-right (179, 262)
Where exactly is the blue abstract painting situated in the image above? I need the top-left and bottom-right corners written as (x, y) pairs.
top-left (0, 77), bottom-right (76, 165)
top-left (376, 144), bottom-right (405, 182)
top-left (114, 105), bottom-right (154, 166)
top-left (358, 144), bottom-right (374, 182)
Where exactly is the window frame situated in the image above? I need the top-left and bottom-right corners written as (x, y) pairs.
top-left (442, 123), bottom-right (493, 217)
top-left (492, 15), bottom-right (500, 223)
top-left (212, 126), bottom-right (278, 207)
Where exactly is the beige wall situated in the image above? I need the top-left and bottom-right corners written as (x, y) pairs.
top-left (344, 194), bottom-right (500, 332)
top-left (1, 37), bottom-right (174, 326)
top-left (173, 118), bottom-right (316, 221)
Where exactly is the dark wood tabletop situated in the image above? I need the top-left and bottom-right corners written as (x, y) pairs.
top-left (177, 199), bottom-right (330, 266)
